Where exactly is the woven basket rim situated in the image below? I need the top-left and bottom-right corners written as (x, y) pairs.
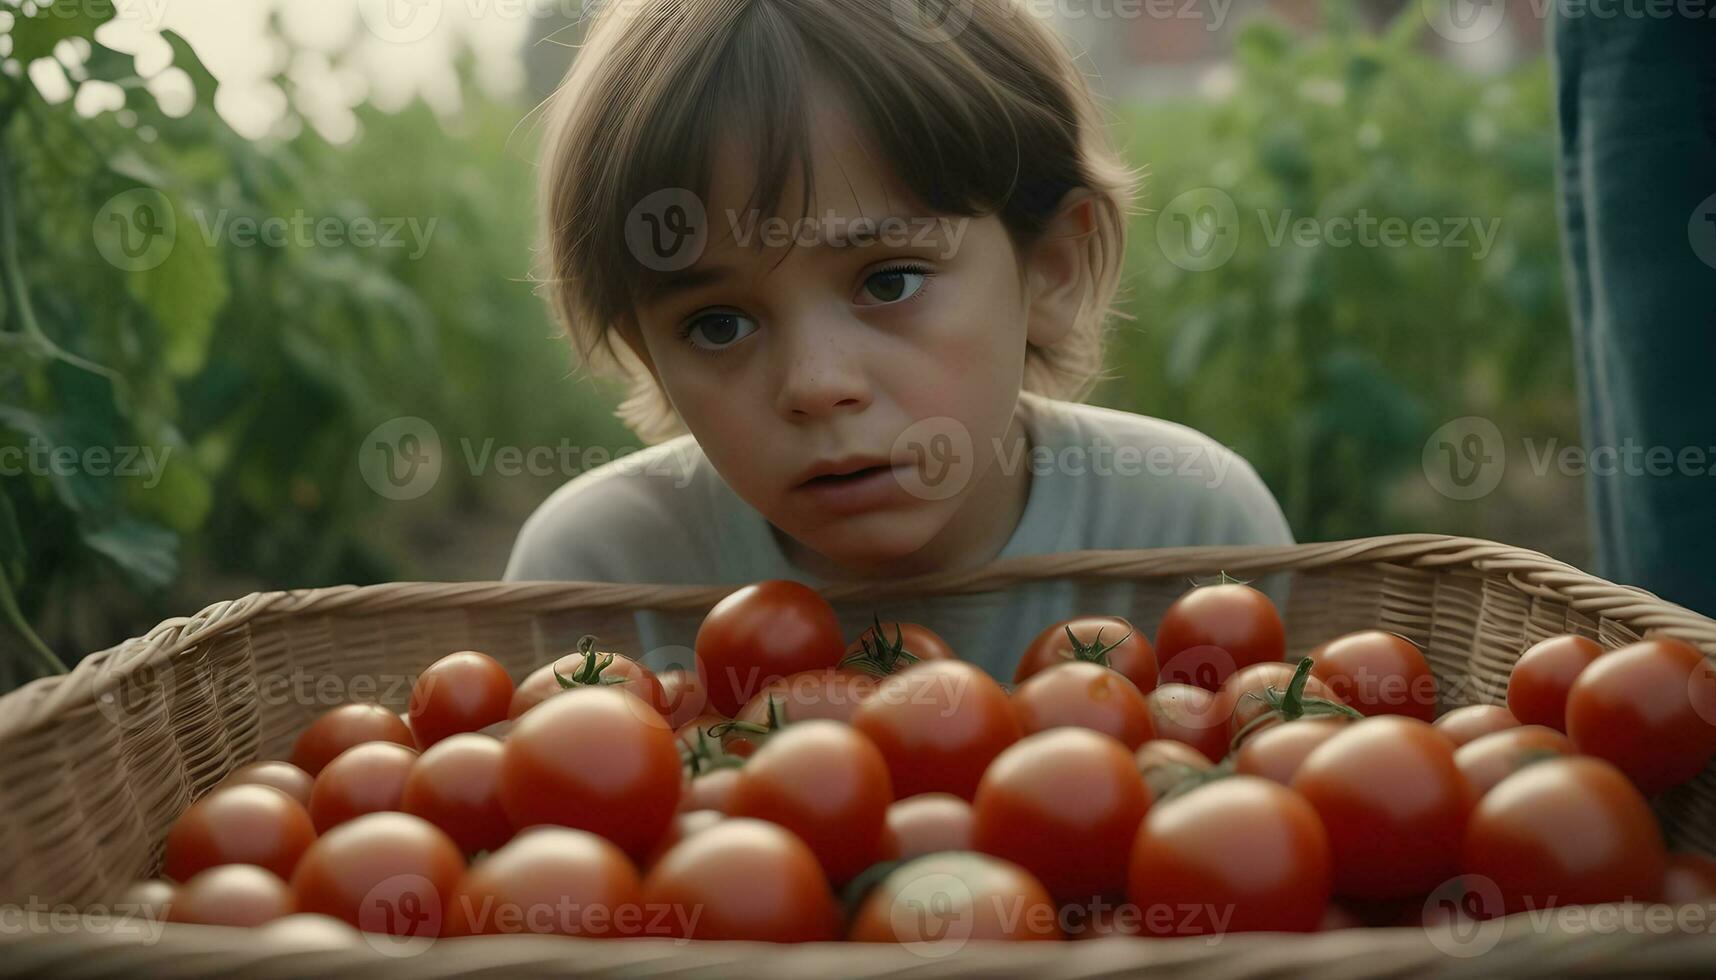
top-left (4, 533), bottom-right (1713, 746)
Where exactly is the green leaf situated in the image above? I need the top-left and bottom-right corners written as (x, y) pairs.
top-left (80, 517), bottom-right (178, 591)
top-left (126, 195), bottom-right (230, 377)
top-left (159, 29), bottom-right (219, 106)
top-left (0, 491), bottom-right (25, 589)
top-left (7, 0), bottom-right (114, 66)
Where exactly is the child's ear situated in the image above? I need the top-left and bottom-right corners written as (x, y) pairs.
top-left (1022, 189), bottom-right (1097, 350)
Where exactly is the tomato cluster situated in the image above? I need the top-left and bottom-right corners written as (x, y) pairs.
top-left (133, 579), bottom-right (1716, 947)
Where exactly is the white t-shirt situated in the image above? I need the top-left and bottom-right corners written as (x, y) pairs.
top-left (503, 391), bottom-right (1295, 680)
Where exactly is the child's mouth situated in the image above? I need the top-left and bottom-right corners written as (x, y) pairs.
top-left (804, 465), bottom-right (889, 486)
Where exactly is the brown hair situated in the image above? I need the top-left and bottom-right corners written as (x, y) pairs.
top-left (535, 0), bottom-right (1142, 444)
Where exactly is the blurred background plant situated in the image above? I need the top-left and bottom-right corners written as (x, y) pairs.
top-left (0, 0), bottom-right (1577, 692)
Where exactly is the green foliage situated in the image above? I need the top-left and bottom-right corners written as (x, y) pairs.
top-left (1098, 8), bottom-right (1573, 544)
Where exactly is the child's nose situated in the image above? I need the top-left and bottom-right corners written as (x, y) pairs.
top-left (776, 328), bottom-right (872, 419)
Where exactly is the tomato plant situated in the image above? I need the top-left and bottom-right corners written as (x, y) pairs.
top-left (1011, 661), bottom-right (1155, 749)
top-left (408, 650), bottom-right (514, 748)
top-left (162, 784), bottom-right (316, 882)
top-left (1145, 684), bottom-right (1229, 761)
top-left (851, 660), bottom-right (1021, 800)
top-left (639, 818), bottom-right (838, 942)
top-left (695, 580), bottom-right (845, 716)
top-left (290, 812), bottom-right (467, 937)
top-left (1565, 636), bottom-right (1716, 795)
top-left (848, 852), bottom-right (1061, 943)
top-left (1155, 583), bottom-right (1285, 691)
top-left (729, 720), bottom-right (893, 884)
top-left (1308, 630), bottom-right (1437, 722)
top-left (445, 826), bottom-right (642, 937)
top-left (842, 615), bottom-right (956, 676)
top-left (1507, 634), bottom-right (1604, 732)
top-left (1220, 658), bottom-right (1356, 748)
top-left (510, 637), bottom-right (668, 720)
top-left (289, 704), bottom-right (416, 776)
top-left (401, 733), bottom-right (513, 854)
top-left (307, 741), bottom-right (419, 833)
top-left (167, 865), bottom-right (296, 927)
top-left (971, 728), bottom-right (1150, 902)
top-left (1128, 775), bottom-right (1332, 935)
top-left (1012, 616), bottom-right (1157, 694)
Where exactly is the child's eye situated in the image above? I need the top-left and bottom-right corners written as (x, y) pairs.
top-left (856, 263), bottom-right (935, 308)
top-left (678, 311), bottom-right (758, 353)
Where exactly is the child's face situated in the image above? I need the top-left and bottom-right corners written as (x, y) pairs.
top-left (625, 86), bottom-right (1071, 578)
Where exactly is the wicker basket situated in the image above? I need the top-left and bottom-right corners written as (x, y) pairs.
top-left (3, 533), bottom-right (1716, 977)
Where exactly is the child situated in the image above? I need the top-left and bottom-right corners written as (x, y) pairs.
top-left (504, 0), bottom-right (1293, 680)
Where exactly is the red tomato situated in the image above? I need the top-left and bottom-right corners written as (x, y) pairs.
top-left (401, 733), bottom-right (512, 854)
top-left (1128, 775), bottom-right (1332, 935)
top-left (1290, 716), bottom-right (1475, 899)
top-left (657, 669), bottom-right (709, 729)
top-left (1662, 852), bottom-right (1716, 904)
top-left (1145, 684), bottom-right (1229, 762)
top-left (695, 580), bottom-right (845, 716)
top-left (848, 852), bottom-right (1062, 942)
top-left (498, 687), bottom-right (682, 859)
top-left (639, 817), bottom-right (838, 941)
top-left (1453, 725), bottom-right (1575, 798)
top-left (1233, 718), bottom-right (1348, 787)
top-left (509, 639), bottom-right (669, 720)
top-left (843, 618), bottom-right (956, 676)
top-left (729, 720), bottom-right (892, 884)
top-left (162, 784), bottom-right (317, 882)
top-left (681, 768), bottom-right (740, 814)
top-left (167, 865), bottom-right (295, 927)
top-left (1013, 616), bottom-right (1158, 694)
top-left (1462, 756), bottom-right (1666, 915)
top-left (1433, 703), bottom-right (1521, 746)
top-left (733, 668), bottom-right (877, 727)
top-left (1565, 636), bottom-right (1716, 795)
top-left (290, 812), bottom-right (466, 937)
top-left (643, 809), bottom-right (725, 870)
top-left (971, 728), bottom-right (1150, 903)
top-left (445, 826), bottom-right (643, 937)
top-left (1134, 738), bottom-right (1215, 800)
top-left (408, 650), bottom-right (515, 748)
top-left (1308, 630), bottom-right (1438, 722)
top-left (851, 660), bottom-right (1022, 800)
top-left (289, 704), bottom-right (416, 776)
top-left (1219, 660), bottom-right (1349, 746)
top-left (307, 741), bottom-right (419, 833)
top-left (1507, 634), bottom-right (1604, 732)
top-left (1010, 661), bottom-right (1155, 749)
top-left (882, 793), bottom-right (973, 861)
top-left (221, 760), bottom-right (315, 807)
top-left (1155, 583), bottom-right (1285, 691)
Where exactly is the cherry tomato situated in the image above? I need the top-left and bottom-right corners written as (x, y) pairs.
top-left (221, 760), bottom-right (315, 808)
top-left (1453, 725), bottom-right (1574, 798)
top-left (1013, 616), bottom-right (1158, 694)
top-left (1308, 630), bottom-right (1437, 722)
top-left (1565, 636), bottom-right (1716, 795)
top-left (848, 852), bottom-right (1061, 943)
top-left (971, 728), bottom-right (1150, 903)
top-left (882, 793), bottom-right (973, 861)
top-left (1219, 660), bottom-right (1346, 745)
top-left (290, 812), bottom-right (466, 937)
top-left (509, 639), bottom-right (668, 720)
top-left (1290, 716), bottom-right (1474, 899)
top-left (445, 826), bottom-right (643, 936)
top-left (733, 669), bottom-right (877, 727)
top-left (851, 660), bottom-right (1021, 800)
top-left (695, 580), bottom-right (845, 716)
top-left (408, 650), bottom-right (515, 748)
top-left (289, 704), bottom-right (416, 776)
top-left (1507, 634), bottom-right (1604, 732)
top-left (1233, 718), bottom-right (1347, 786)
top-left (681, 768), bottom-right (740, 814)
top-left (116, 879), bottom-right (175, 921)
top-left (1145, 684), bottom-right (1229, 761)
top-left (730, 720), bottom-right (892, 884)
top-left (401, 733), bottom-right (512, 854)
top-left (1462, 756), bottom-right (1666, 915)
top-left (498, 686), bottom-right (682, 859)
top-left (1155, 583), bottom-right (1285, 691)
top-left (657, 669), bottom-right (709, 729)
top-left (643, 809), bottom-right (725, 870)
top-left (1662, 852), bottom-right (1716, 904)
top-left (163, 784), bottom-right (317, 882)
top-left (1128, 775), bottom-right (1332, 935)
top-left (843, 618), bottom-right (956, 676)
top-left (1010, 661), bottom-right (1154, 749)
top-left (1433, 703), bottom-right (1520, 746)
top-left (1134, 738), bottom-right (1215, 800)
top-left (307, 741), bottom-right (419, 833)
top-left (167, 865), bottom-right (295, 927)
top-left (639, 817), bottom-right (837, 941)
